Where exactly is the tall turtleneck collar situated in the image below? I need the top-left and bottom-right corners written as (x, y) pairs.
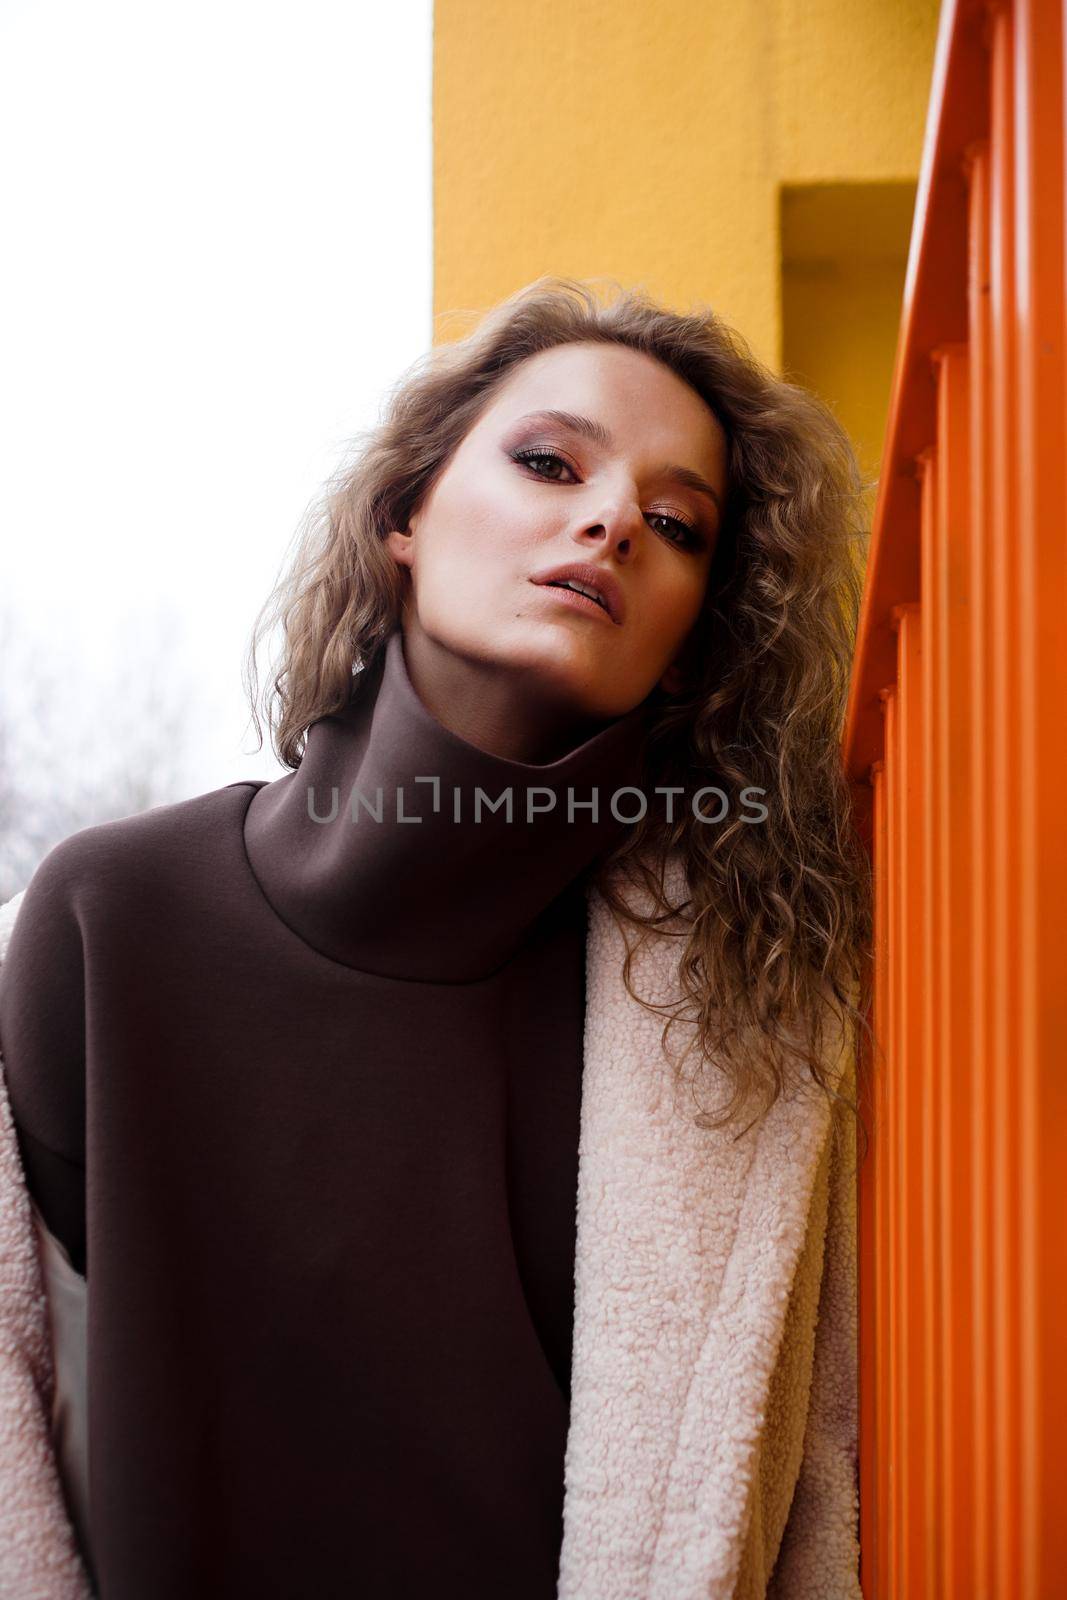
top-left (243, 629), bottom-right (654, 981)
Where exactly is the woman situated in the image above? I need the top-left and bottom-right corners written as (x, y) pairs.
top-left (0, 277), bottom-right (871, 1599)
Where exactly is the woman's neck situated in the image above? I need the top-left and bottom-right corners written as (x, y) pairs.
top-left (395, 619), bottom-right (616, 766)
top-left (242, 628), bottom-right (654, 982)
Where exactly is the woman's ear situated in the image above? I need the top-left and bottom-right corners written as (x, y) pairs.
top-left (659, 624), bottom-right (701, 694)
top-left (384, 527), bottom-right (414, 569)
top-left (658, 659), bottom-right (688, 695)
top-left (660, 597), bottom-right (713, 695)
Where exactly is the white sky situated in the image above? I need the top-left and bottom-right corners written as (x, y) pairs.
top-left (0, 0), bottom-right (432, 802)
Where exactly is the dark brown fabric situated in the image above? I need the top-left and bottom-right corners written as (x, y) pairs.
top-left (0, 629), bottom-right (652, 1599)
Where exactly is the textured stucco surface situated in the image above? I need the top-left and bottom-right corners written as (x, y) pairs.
top-left (433, 0), bottom-right (939, 382)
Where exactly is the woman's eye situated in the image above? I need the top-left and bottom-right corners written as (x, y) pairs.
top-left (510, 447), bottom-right (576, 482)
top-left (510, 448), bottom-right (702, 549)
top-left (647, 512), bottom-right (698, 545)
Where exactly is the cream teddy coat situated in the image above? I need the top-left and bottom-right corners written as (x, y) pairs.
top-left (0, 858), bottom-right (861, 1600)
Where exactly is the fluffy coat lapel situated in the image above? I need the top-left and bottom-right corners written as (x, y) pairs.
top-left (561, 861), bottom-right (860, 1597)
top-left (0, 873), bottom-right (860, 1599)
top-left (0, 889), bottom-right (93, 1600)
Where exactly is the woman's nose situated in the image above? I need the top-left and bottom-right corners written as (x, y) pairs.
top-left (575, 498), bottom-right (644, 558)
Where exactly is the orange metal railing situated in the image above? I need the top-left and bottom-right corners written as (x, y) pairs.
top-left (842, 0), bottom-right (1067, 1593)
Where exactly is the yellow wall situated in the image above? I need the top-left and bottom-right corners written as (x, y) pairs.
top-left (433, 0), bottom-right (941, 481)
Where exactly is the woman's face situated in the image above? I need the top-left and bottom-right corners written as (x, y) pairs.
top-left (385, 340), bottom-right (729, 729)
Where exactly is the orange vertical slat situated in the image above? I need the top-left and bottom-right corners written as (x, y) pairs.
top-left (882, 683), bottom-right (901, 1599)
top-left (893, 601), bottom-right (925, 1598)
top-left (988, 11), bottom-right (1024, 1591)
top-left (931, 342), bottom-right (974, 1598)
top-left (964, 130), bottom-right (996, 1600)
top-left (858, 752), bottom-right (888, 1596)
top-left (1012, 0), bottom-right (1067, 1592)
top-left (917, 446), bottom-right (942, 1596)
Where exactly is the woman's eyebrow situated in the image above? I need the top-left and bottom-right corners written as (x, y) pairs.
top-left (513, 408), bottom-right (614, 449)
top-left (510, 409), bottom-right (723, 513)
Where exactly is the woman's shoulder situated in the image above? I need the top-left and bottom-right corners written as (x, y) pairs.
top-left (3, 781), bottom-right (261, 942)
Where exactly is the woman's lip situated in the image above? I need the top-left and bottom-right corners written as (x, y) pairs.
top-left (530, 582), bottom-right (617, 624)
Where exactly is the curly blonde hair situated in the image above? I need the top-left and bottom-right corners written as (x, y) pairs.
top-left (243, 276), bottom-right (874, 1144)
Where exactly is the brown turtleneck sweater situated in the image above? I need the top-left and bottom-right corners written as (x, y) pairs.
top-left (0, 629), bottom-right (652, 1600)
